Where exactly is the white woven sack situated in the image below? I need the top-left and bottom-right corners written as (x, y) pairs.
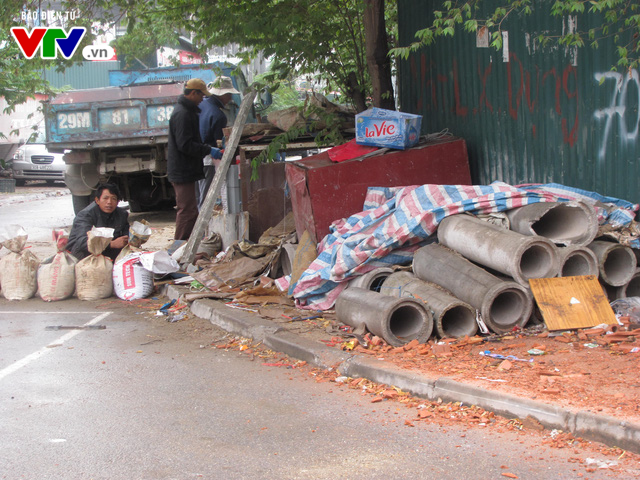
top-left (38, 252), bottom-right (78, 302)
top-left (0, 250), bottom-right (39, 300)
top-left (75, 255), bottom-right (113, 301)
top-left (113, 253), bottom-right (154, 301)
top-left (75, 227), bottom-right (115, 301)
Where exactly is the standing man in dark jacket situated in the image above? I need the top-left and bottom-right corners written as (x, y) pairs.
top-left (168, 78), bottom-right (222, 240)
top-left (196, 76), bottom-right (240, 209)
top-left (66, 183), bottom-right (129, 261)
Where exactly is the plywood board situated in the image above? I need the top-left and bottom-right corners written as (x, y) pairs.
top-left (528, 275), bottom-right (617, 331)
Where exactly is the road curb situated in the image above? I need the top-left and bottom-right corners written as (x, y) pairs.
top-left (165, 286), bottom-right (640, 454)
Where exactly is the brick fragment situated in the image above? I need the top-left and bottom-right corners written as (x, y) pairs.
top-left (432, 343), bottom-right (452, 356)
top-left (498, 359), bottom-right (513, 371)
top-left (554, 336), bottom-right (572, 343)
top-left (403, 339), bottom-right (420, 351)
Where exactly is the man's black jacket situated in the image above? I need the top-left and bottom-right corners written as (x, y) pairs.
top-left (167, 95), bottom-right (212, 184)
top-left (66, 202), bottom-right (129, 261)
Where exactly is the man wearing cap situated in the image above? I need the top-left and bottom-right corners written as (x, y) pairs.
top-left (168, 78), bottom-right (223, 240)
top-left (196, 76), bottom-right (240, 209)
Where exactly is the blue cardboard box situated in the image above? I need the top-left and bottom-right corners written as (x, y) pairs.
top-left (355, 107), bottom-right (422, 150)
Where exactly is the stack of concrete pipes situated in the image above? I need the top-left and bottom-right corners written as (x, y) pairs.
top-left (336, 201), bottom-right (639, 345)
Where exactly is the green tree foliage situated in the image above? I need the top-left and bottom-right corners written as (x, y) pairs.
top-left (65, 0), bottom-right (396, 111)
top-left (391, 0), bottom-right (640, 72)
top-left (2, 0), bottom-right (398, 118)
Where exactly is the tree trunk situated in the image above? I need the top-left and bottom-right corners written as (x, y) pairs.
top-left (363, 0), bottom-right (395, 110)
top-left (346, 72), bottom-right (368, 113)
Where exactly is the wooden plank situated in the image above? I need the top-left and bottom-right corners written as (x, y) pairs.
top-left (237, 141), bottom-right (319, 152)
top-left (528, 275), bottom-right (617, 331)
top-left (180, 88), bottom-right (257, 265)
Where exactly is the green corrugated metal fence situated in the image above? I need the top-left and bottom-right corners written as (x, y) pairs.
top-left (44, 61), bottom-right (118, 89)
top-left (398, 0), bottom-right (640, 205)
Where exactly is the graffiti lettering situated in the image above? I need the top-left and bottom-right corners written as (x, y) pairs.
top-left (593, 70), bottom-right (640, 160)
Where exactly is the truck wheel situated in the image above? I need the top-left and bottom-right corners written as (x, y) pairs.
top-left (127, 199), bottom-right (143, 212)
top-left (72, 194), bottom-right (92, 214)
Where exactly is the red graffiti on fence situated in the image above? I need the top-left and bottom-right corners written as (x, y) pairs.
top-left (411, 52), bottom-right (579, 146)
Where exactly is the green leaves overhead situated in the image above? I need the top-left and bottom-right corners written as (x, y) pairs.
top-left (393, 0), bottom-right (640, 72)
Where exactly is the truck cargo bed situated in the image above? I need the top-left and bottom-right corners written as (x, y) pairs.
top-left (45, 83), bottom-right (183, 150)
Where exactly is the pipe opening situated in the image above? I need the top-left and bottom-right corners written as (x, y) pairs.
top-left (389, 304), bottom-right (426, 341)
top-left (603, 248), bottom-right (636, 286)
top-left (624, 275), bottom-right (640, 297)
top-left (369, 274), bottom-right (389, 292)
top-left (519, 244), bottom-right (555, 279)
top-left (488, 290), bottom-right (526, 327)
top-left (531, 204), bottom-right (589, 242)
top-left (561, 254), bottom-right (591, 277)
top-left (440, 305), bottom-right (477, 338)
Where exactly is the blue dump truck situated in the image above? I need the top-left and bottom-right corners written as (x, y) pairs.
top-left (44, 63), bottom-right (253, 213)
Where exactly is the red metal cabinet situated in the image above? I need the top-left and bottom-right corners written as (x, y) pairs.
top-left (285, 137), bottom-right (472, 243)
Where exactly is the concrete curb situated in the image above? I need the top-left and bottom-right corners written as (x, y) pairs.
top-left (165, 286), bottom-right (640, 454)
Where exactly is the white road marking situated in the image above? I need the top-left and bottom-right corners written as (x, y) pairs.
top-left (0, 311), bottom-right (111, 381)
top-left (0, 311), bottom-right (103, 314)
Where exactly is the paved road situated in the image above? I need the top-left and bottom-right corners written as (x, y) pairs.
top-left (0, 187), bottom-right (75, 259)
top-left (0, 298), bottom-right (630, 480)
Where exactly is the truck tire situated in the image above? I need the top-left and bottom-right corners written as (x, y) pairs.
top-left (72, 194), bottom-right (92, 214)
top-left (127, 199), bottom-right (143, 212)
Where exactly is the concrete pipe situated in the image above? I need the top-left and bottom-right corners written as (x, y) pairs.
top-left (588, 240), bottom-right (637, 287)
top-left (557, 246), bottom-right (599, 277)
top-left (437, 214), bottom-right (560, 287)
top-left (335, 287), bottom-right (433, 347)
top-left (347, 267), bottom-right (393, 292)
top-left (413, 243), bottom-right (533, 334)
top-left (506, 201), bottom-right (598, 246)
top-left (380, 271), bottom-right (478, 339)
top-left (280, 243), bottom-right (298, 277)
top-left (600, 280), bottom-right (618, 301)
top-left (615, 269), bottom-right (640, 298)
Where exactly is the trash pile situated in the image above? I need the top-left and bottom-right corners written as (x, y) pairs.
top-left (162, 180), bottom-right (640, 350)
top-left (0, 221), bottom-right (180, 302)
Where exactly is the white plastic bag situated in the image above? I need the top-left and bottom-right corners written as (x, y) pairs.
top-left (0, 225), bottom-right (39, 300)
top-left (75, 227), bottom-right (114, 301)
top-left (115, 220), bottom-right (153, 262)
top-left (139, 250), bottom-right (180, 275)
top-left (38, 230), bottom-right (78, 302)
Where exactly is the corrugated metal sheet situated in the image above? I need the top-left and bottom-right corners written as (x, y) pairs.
top-left (398, 0), bottom-right (640, 205)
top-left (44, 61), bottom-right (118, 89)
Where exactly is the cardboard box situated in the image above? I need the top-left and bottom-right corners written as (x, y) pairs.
top-left (355, 107), bottom-right (422, 150)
